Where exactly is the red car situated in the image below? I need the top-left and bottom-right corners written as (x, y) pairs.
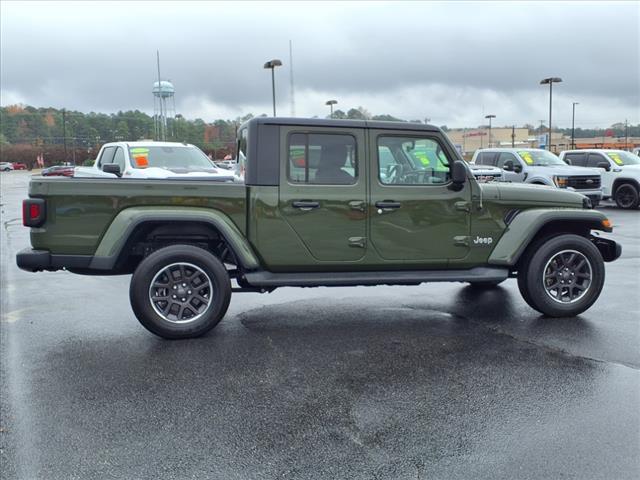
top-left (42, 165), bottom-right (74, 177)
top-left (12, 162), bottom-right (28, 170)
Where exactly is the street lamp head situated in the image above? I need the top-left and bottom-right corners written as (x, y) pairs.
top-left (325, 100), bottom-right (337, 106)
top-left (540, 77), bottom-right (563, 85)
top-left (263, 59), bottom-right (283, 69)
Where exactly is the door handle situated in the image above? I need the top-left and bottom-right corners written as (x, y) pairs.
top-left (349, 200), bottom-right (366, 212)
top-left (292, 200), bottom-right (320, 211)
top-left (375, 201), bottom-right (401, 212)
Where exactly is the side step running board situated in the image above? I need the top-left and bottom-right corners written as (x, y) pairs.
top-left (243, 267), bottom-right (509, 288)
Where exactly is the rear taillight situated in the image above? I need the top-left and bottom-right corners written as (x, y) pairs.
top-left (22, 198), bottom-right (46, 227)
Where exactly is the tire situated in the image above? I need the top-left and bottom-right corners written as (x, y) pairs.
top-left (467, 279), bottom-right (506, 288)
top-left (129, 245), bottom-right (232, 339)
top-left (614, 183), bottom-right (640, 209)
top-left (517, 234), bottom-right (605, 317)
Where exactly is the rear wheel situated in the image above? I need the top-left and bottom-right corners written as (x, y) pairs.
top-left (614, 183), bottom-right (639, 209)
top-left (517, 234), bottom-right (604, 317)
top-left (130, 245), bottom-right (231, 339)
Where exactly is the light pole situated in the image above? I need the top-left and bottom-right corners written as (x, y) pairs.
top-left (325, 100), bottom-right (337, 118)
top-left (571, 102), bottom-right (579, 149)
top-left (485, 114), bottom-right (495, 148)
top-left (540, 77), bottom-right (562, 151)
top-left (263, 59), bottom-right (282, 116)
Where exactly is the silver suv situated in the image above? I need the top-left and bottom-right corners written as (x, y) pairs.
top-left (471, 148), bottom-right (603, 206)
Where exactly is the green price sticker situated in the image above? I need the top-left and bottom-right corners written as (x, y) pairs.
top-left (130, 148), bottom-right (150, 154)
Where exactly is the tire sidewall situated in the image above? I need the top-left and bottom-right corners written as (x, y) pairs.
top-left (523, 234), bottom-right (605, 317)
top-left (130, 245), bottom-right (231, 339)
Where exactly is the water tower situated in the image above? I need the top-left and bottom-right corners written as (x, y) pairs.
top-left (152, 80), bottom-right (175, 140)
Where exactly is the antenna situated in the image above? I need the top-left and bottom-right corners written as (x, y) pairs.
top-left (289, 40), bottom-right (295, 117)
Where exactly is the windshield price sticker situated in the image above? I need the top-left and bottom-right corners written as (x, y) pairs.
top-left (518, 151), bottom-right (534, 165)
top-left (607, 152), bottom-right (624, 165)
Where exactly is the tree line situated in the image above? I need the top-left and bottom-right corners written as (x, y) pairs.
top-left (1, 104), bottom-right (637, 167)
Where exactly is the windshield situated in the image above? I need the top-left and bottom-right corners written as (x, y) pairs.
top-left (607, 151), bottom-right (640, 166)
top-left (129, 145), bottom-right (215, 170)
top-left (517, 150), bottom-right (565, 166)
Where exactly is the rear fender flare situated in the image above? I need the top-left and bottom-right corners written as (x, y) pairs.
top-left (488, 209), bottom-right (611, 266)
top-left (89, 206), bottom-right (260, 270)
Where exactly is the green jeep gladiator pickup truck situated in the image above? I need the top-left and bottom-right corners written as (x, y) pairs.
top-left (17, 118), bottom-right (621, 339)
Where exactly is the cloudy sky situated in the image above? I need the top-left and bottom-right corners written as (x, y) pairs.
top-left (1, 1), bottom-right (638, 128)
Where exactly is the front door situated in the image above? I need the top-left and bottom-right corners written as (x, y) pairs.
top-left (369, 130), bottom-right (471, 263)
top-left (497, 151), bottom-right (526, 182)
top-left (278, 126), bottom-right (367, 262)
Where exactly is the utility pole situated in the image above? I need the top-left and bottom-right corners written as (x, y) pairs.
top-left (571, 102), bottom-right (579, 149)
top-left (485, 114), bottom-right (495, 148)
top-left (625, 119), bottom-right (629, 150)
top-left (511, 125), bottom-right (515, 147)
top-left (540, 77), bottom-right (562, 151)
top-left (62, 108), bottom-right (67, 163)
top-left (289, 40), bottom-right (295, 117)
top-left (263, 59), bottom-right (282, 116)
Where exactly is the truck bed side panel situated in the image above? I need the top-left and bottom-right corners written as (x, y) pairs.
top-left (28, 178), bottom-right (247, 255)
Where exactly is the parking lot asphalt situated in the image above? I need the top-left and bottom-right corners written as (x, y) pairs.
top-left (1, 170), bottom-right (639, 480)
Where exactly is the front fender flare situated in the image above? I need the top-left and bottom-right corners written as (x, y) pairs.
top-left (488, 208), bottom-right (610, 266)
top-left (89, 206), bottom-right (260, 270)
top-left (525, 177), bottom-right (554, 186)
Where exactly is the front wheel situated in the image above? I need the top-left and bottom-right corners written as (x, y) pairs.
top-left (130, 245), bottom-right (232, 339)
top-left (517, 234), bottom-right (605, 317)
top-left (614, 183), bottom-right (640, 209)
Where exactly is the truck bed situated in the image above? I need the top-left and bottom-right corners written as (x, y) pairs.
top-left (28, 176), bottom-right (247, 255)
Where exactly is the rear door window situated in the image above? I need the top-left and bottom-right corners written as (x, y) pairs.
top-left (287, 133), bottom-right (357, 185)
top-left (477, 152), bottom-right (497, 166)
top-left (564, 152), bottom-right (586, 166)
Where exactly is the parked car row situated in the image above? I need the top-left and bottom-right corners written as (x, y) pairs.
top-left (0, 162), bottom-right (28, 171)
top-left (471, 148), bottom-right (640, 209)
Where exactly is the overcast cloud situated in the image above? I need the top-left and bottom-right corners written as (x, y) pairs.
top-left (1, 1), bottom-right (638, 127)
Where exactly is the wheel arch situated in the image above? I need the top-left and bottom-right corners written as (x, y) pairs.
top-left (488, 209), bottom-right (611, 267)
top-left (88, 207), bottom-right (260, 273)
top-left (612, 177), bottom-right (640, 195)
top-left (525, 177), bottom-right (553, 186)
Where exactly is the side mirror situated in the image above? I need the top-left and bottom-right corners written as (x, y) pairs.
top-left (513, 163), bottom-right (523, 173)
top-left (503, 160), bottom-right (514, 172)
top-left (450, 161), bottom-right (467, 190)
top-left (596, 161), bottom-right (611, 171)
top-left (102, 163), bottom-right (121, 177)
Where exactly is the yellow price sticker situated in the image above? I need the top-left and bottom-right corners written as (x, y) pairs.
top-left (518, 151), bottom-right (534, 165)
top-left (607, 153), bottom-right (623, 166)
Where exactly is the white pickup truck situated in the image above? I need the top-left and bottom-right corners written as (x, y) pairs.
top-left (559, 149), bottom-right (640, 209)
top-left (75, 141), bottom-right (236, 181)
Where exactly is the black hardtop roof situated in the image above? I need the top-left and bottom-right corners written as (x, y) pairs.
top-left (242, 117), bottom-right (441, 132)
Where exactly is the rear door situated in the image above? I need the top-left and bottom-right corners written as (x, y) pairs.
top-left (368, 130), bottom-right (471, 262)
top-left (278, 126), bottom-right (367, 262)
